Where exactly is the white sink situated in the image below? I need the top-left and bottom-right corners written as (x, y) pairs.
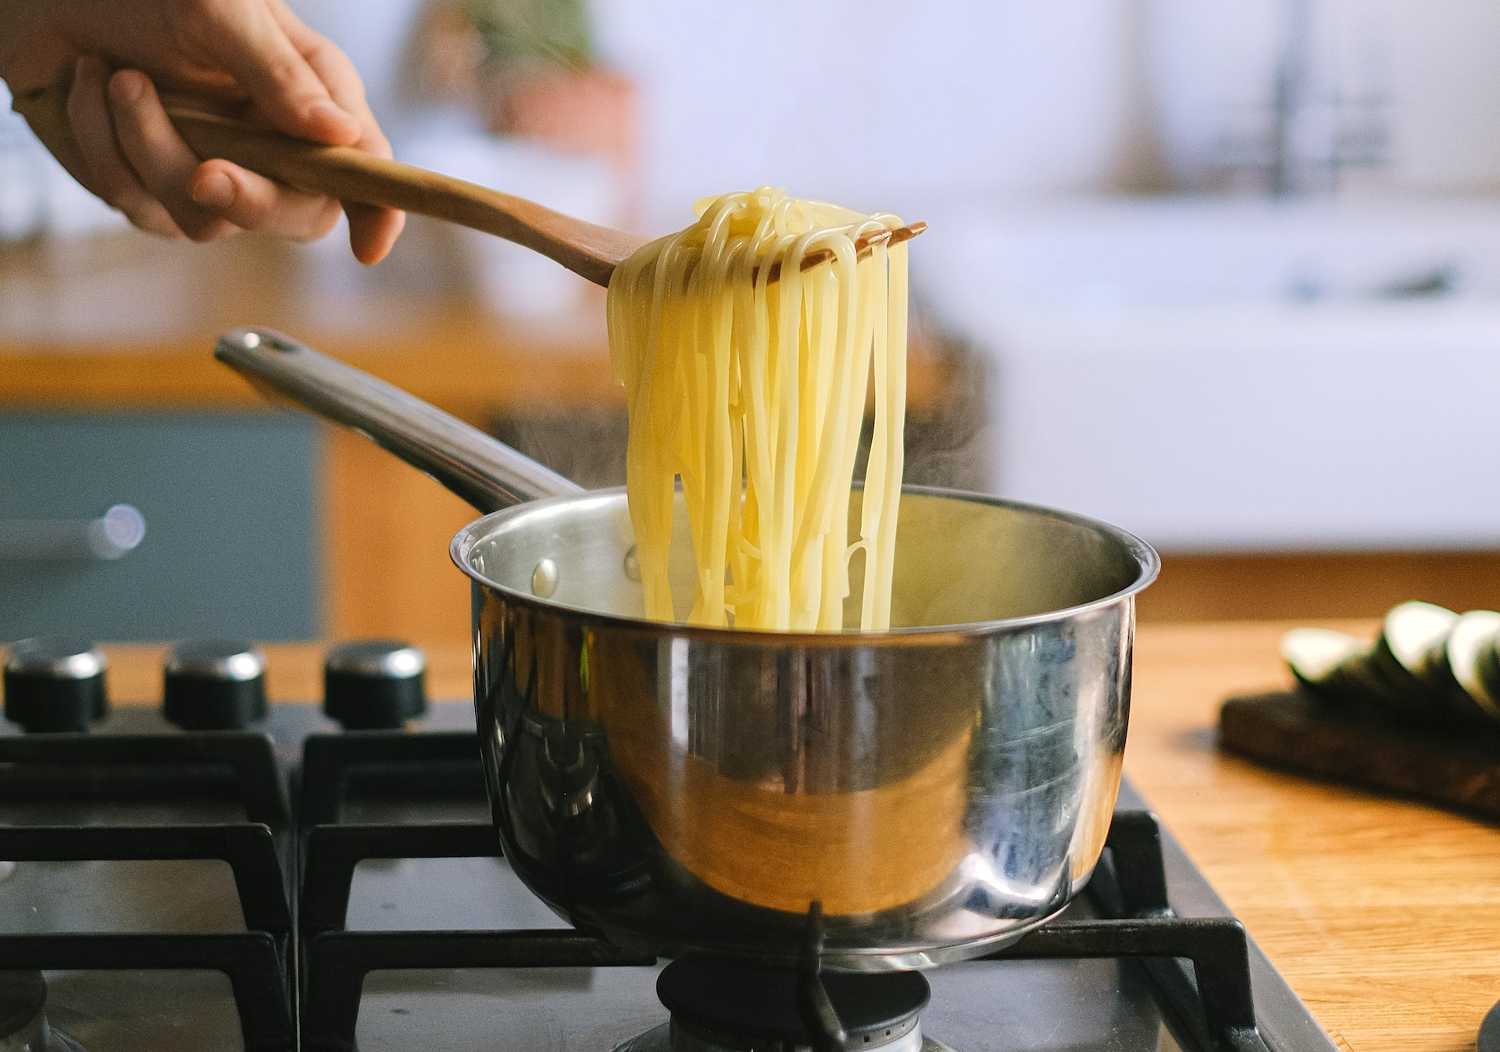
top-left (918, 197), bottom-right (1500, 551)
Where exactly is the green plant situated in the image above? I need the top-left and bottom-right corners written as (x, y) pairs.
top-left (463, 0), bottom-right (595, 71)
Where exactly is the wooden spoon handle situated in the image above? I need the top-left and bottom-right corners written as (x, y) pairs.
top-left (10, 82), bottom-right (637, 284)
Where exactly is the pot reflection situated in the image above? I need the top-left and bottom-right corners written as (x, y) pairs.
top-left (464, 490), bottom-right (1153, 969)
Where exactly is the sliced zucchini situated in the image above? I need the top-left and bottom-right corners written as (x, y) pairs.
top-left (1278, 627), bottom-right (1409, 713)
top-left (1380, 601), bottom-right (1458, 685)
top-left (1338, 646), bottom-right (1425, 715)
top-left (1447, 610), bottom-right (1500, 724)
top-left (1282, 604), bottom-right (1500, 727)
top-left (1281, 627), bottom-right (1365, 695)
top-left (1481, 646), bottom-right (1500, 720)
top-left (1370, 600), bottom-right (1471, 720)
top-left (1282, 620), bottom-right (1441, 718)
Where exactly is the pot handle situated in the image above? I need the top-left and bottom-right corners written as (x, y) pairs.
top-left (215, 327), bottom-right (584, 513)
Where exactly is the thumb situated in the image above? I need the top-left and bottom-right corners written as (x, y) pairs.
top-left (204, 5), bottom-right (361, 145)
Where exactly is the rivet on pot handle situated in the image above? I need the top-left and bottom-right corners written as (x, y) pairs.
top-left (214, 327), bottom-right (585, 513)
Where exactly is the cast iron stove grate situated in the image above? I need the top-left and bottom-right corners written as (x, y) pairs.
top-left (298, 730), bottom-right (1267, 1052)
top-left (0, 733), bottom-right (297, 1052)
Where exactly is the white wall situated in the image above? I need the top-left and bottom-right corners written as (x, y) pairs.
top-left (1147, 0), bottom-right (1500, 192)
top-left (591, 1), bottom-right (1141, 225)
top-left (594, 0), bottom-right (1500, 212)
top-left (1381, 0), bottom-right (1500, 190)
top-left (290, 0), bottom-right (1500, 212)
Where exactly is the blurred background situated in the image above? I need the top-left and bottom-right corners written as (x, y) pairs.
top-left (2, 0), bottom-right (1497, 644)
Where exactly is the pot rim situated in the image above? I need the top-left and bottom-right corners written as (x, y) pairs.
top-left (449, 484), bottom-right (1160, 646)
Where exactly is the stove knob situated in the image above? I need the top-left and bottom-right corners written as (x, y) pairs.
top-left (163, 640), bottom-right (268, 730)
top-left (323, 640), bottom-right (427, 730)
top-left (3, 637), bottom-right (108, 732)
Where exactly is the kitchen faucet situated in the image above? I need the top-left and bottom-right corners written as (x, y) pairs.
top-left (1218, 0), bottom-right (1390, 196)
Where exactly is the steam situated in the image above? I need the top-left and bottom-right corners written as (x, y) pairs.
top-left (492, 409), bottom-right (627, 490)
top-left (857, 297), bottom-right (994, 492)
top-left (489, 291), bottom-right (994, 494)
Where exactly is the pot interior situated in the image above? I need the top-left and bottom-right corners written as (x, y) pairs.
top-left (454, 487), bottom-right (1156, 632)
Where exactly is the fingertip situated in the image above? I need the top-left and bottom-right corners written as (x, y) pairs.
top-left (108, 69), bottom-right (148, 107)
top-left (348, 206), bottom-right (404, 265)
top-left (300, 99), bottom-right (362, 145)
top-left (189, 165), bottom-right (237, 210)
top-left (350, 230), bottom-right (386, 265)
top-left (193, 158), bottom-right (263, 194)
top-left (191, 158), bottom-right (233, 183)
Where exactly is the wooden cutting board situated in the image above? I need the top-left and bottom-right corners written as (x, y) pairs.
top-left (1219, 690), bottom-right (1500, 819)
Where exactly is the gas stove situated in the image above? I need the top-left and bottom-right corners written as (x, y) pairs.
top-left (0, 637), bottom-right (1338, 1051)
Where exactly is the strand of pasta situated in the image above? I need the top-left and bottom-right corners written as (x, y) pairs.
top-left (607, 188), bottom-right (907, 631)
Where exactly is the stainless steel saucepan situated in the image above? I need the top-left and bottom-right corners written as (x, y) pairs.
top-left (215, 326), bottom-right (1159, 972)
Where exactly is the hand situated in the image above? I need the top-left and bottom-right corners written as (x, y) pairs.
top-left (0, 0), bottom-right (404, 263)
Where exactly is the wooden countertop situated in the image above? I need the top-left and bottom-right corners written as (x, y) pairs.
top-left (1125, 622), bottom-right (1500, 1051)
top-left (0, 227), bottom-right (954, 418)
top-left (96, 620), bottom-right (1500, 1050)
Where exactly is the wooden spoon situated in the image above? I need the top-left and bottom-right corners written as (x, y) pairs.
top-left (11, 82), bottom-right (925, 287)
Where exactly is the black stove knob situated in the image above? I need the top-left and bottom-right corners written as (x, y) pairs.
top-left (323, 640), bottom-right (427, 730)
top-left (3, 637), bottom-right (108, 732)
top-left (163, 640), bottom-right (268, 730)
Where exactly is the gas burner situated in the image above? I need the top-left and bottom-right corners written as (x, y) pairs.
top-left (0, 971), bottom-right (83, 1052)
top-left (615, 959), bottom-right (951, 1052)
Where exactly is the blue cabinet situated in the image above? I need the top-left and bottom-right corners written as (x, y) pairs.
top-left (0, 412), bottom-right (319, 641)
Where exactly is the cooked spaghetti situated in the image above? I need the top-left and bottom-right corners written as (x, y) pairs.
top-left (606, 188), bottom-right (908, 631)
